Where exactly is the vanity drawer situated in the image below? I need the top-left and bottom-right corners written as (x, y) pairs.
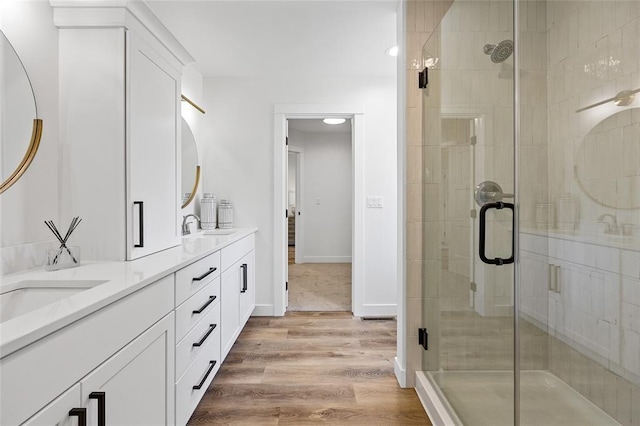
top-left (221, 234), bottom-right (255, 272)
top-left (175, 251), bottom-right (221, 305)
top-left (175, 333), bottom-right (221, 426)
top-left (175, 277), bottom-right (220, 341)
top-left (175, 303), bottom-right (220, 379)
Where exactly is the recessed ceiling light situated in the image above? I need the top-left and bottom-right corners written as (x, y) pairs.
top-left (386, 46), bottom-right (399, 57)
top-left (323, 118), bottom-right (346, 125)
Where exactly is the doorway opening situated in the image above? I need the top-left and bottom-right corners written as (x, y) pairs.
top-left (272, 104), bottom-right (364, 317)
top-left (286, 119), bottom-right (353, 312)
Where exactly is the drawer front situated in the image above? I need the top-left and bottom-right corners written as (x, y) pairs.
top-left (175, 251), bottom-right (221, 305)
top-left (175, 337), bottom-right (221, 426)
top-left (175, 303), bottom-right (221, 380)
top-left (175, 277), bottom-right (220, 341)
top-left (221, 234), bottom-right (255, 272)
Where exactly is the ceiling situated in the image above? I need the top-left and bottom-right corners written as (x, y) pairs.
top-left (146, 0), bottom-right (399, 78)
top-left (288, 118), bottom-right (352, 134)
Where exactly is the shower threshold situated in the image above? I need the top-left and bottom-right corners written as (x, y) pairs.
top-left (416, 370), bottom-right (620, 426)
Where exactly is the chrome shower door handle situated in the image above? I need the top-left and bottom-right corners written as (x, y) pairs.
top-left (479, 201), bottom-right (515, 265)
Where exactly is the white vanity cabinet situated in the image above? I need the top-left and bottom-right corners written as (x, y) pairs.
top-left (1, 275), bottom-right (175, 426)
top-left (221, 234), bottom-right (256, 360)
top-left (173, 232), bottom-right (256, 425)
top-left (55, 3), bottom-right (187, 261)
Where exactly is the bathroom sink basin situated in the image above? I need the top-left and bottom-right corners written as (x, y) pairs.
top-left (0, 280), bottom-right (108, 323)
top-left (202, 229), bottom-right (235, 236)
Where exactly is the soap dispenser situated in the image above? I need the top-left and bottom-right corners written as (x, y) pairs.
top-left (200, 193), bottom-right (217, 230)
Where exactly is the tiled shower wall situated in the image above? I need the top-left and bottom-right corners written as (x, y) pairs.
top-left (543, 1), bottom-right (640, 424)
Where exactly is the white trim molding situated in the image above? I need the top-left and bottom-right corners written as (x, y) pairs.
top-left (415, 372), bottom-right (459, 426)
top-left (301, 256), bottom-right (352, 263)
top-left (251, 304), bottom-right (275, 317)
top-left (273, 104), bottom-right (364, 317)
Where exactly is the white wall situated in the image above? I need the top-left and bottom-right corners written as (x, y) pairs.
top-left (0, 1), bottom-right (60, 274)
top-left (202, 74), bottom-right (397, 316)
top-left (289, 128), bottom-right (352, 263)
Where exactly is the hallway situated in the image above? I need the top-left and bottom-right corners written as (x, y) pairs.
top-left (187, 312), bottom-right (429, 425)
top-left (287, 263), bottom-right (352, 312)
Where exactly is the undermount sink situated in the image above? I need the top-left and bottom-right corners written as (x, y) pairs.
top-left (0, 280), bottom-right (108, 323)
top-left (202, 229), bottom-right (235, 236)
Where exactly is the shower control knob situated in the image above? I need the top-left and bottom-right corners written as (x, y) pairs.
top-left (474, 181), bottom-right (514, 206)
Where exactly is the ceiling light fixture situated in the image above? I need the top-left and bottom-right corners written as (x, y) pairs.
top-left (323, 118), bottom-right (346, 125)
top-left (386, 46), bottom-right (399, 57)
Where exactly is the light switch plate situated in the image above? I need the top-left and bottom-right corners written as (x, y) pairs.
top-left (366, 196), bottom-right (384, 208)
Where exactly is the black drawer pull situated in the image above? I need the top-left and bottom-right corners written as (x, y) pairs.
top-left (193, 267), bottom-right (217, 281)
top-left (193, 324), bottom-right (217, 347)
top-left (69, 408), bottom-right (87, 426)
top-left (193, 360), bottom-right (217, 390)
top-left (193, 295), bottom-right (217, 314)
top-left (240, 263), bottom-right (248, 293)
top-left (89, 391), bottom-right (106, 426)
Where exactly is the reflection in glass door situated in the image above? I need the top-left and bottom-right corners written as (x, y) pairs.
top-left (418, 0), bottom-right (640, 424)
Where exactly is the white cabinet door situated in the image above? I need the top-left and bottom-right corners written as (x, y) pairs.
top-left (127, 31), bottom-right (181, 260)
top-left (221, 264), bottom-right (241, 361)
top-left (238, 250), bottom-right (255, 327)
top-left (23, 384), bottom-right (82, 426)
top-left (80, 313), bottom-right (175, 426)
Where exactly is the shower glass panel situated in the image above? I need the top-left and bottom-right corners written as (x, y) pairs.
top-left (420, 0), bottom-right (640, 424)
top-left (421, 1), bottom-right (516, 424)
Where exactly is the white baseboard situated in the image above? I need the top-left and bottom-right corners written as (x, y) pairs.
top-left (415, 371), bottom-right (459, 426)
top-left (394, 357), bottom-right (407, 388)
top-left (300, 256), bottom-right (352, 263)
top-left (251, 304), bottom-right (275, 316)
top-left (355, 303), bottom-right (397, 318)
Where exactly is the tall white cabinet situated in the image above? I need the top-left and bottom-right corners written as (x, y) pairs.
top-left (54, 1), bottom-right (193, 261)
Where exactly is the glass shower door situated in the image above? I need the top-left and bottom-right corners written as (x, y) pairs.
top-left (421, 1), bottom-right (517, 424)
top-left (419, 0), bottom-right (640, 424)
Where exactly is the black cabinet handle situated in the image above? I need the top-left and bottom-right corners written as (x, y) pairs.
top-left (479, 202), bottom-right (515, 265)
top-left (88, 392), bottom-right (106, 426)
top-left (193, 267), bottom-right (217, 282)
top-left (134, 201), bottom-right (144, 248)
top-left (69, 408), bottom-right (87, 426)
top-left (240, 263), bottom-right (248, 293)
top-left (193, 360), bottom-right (217, 390)
top-left (193, 295), bottom-right (217, 314)
top-left (193, 324), bottom-right (217, 347)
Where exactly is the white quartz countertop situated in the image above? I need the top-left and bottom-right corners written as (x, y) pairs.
top-left (0, 228), bottom-right (257, 358)
top-left (521, 227), bottom-right (640, 252)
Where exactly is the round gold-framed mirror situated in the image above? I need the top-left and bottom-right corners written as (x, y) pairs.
top-left (181, 118), bottom-right (200, 208)
top-left (0, 29), bottom-right (43, 195)
top-left (574, 108), bottom-right (640, 210)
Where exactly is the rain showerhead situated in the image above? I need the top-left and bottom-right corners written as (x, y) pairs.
top-left (483, 40), bottom-right (514, 63)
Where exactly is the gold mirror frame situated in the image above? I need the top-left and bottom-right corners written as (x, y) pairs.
top-left (180, 95), bottom-right (205, 209)
top-left (181, 165), bottom-right (201, 209)
top-left (0, 118), bottom-right (43, 194)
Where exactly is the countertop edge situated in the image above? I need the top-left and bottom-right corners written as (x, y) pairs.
top-left (0, 228), bottom-right (257, 358)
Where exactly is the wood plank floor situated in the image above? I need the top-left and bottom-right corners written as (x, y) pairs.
top-left (188, 312), bottom-right (430, 425)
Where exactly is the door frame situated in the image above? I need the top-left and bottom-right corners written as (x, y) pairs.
top-left (287, 146), bottom-right (304, 264)
top-left (273, 104), bottom-right (364, 316)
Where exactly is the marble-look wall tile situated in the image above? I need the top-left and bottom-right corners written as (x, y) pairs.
top-left (1, 240), bottom-right (58, 276)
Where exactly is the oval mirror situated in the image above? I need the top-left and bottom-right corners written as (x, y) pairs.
top-left (575, 109), bottom-right (640, 210)
top-left (0, 29), bottom-right (43, 194)
top-left (181, 118), bottom-right (200, 208)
